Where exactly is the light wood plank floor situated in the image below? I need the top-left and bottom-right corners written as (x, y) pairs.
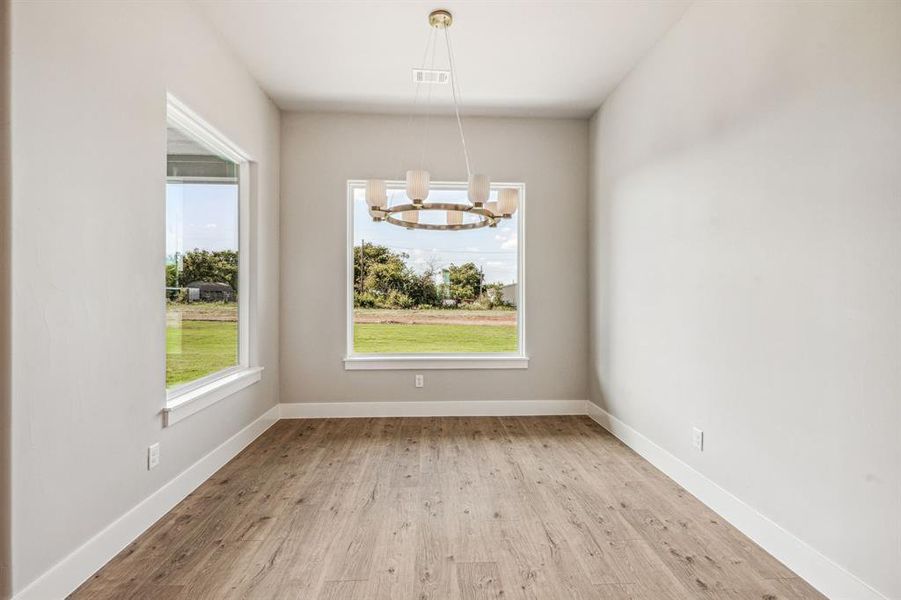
top-left (72, 417), bottom-right (826, 599)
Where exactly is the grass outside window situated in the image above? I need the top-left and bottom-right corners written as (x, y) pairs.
top-left (167, 302), bottom-right (237, 387)
top-left (352, 309), bottom-right (517, 354)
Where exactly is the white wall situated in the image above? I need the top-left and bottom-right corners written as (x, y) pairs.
top-left (0, 0), bottom-right (9, 597)
top-left (280, 113), bottom-right (588, 404)
top-left (10, 1), bottom-right (279, 594)
top-left (589, 2), bottom-right (901, 598)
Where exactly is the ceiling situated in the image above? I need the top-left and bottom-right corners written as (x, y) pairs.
top-left (192, 1), bottom-right (688, 118)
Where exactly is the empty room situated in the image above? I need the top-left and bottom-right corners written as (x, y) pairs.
top-left (1, 0), bottom-right (899, 599)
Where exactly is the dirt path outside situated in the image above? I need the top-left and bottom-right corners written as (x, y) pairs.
top-left (354, 308), bottom-right (516, 326)
top-left (166, 305), bottom-right (516, 326)
top-left (167, 302), bottom-right (238, 322)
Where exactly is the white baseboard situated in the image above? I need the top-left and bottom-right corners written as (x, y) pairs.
top-left (278, 399), bottom-right (586, 419)
top-left (13, 404), bottom-right (280, 600)
top-left (584, 401), bottom-right (889, 600)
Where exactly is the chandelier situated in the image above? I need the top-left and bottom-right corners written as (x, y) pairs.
top-left (364, 9), bottom-right (519, 231)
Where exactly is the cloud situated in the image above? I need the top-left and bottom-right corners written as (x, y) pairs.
top-left (500, 235), bottom-right (517, 250)
top-left (494, 226), bottom-right (517, 250)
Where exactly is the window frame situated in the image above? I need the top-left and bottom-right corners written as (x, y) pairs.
top-left (344, 179), bottom-right (528, 370)
top-left (163, 94), bottom-right (261, 426)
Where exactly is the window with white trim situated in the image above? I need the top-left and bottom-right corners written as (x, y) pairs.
top-left (345, 180), bottom-right (527, 370)
top-left (165, 97), bottom-right (253, 404)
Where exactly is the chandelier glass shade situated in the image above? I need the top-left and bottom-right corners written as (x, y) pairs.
top-left (405, 170), bottom-right (431, 203)
top-left (362, 9), bottom-right (519, 232)
top-left (497, 187), bottom-right (519, 217)
top-left (446, 210), bottom-right (463, 226)
top-left (364, 179), bottom-right (387, 209)
top-left (467, 173), bottom-right (490, 207)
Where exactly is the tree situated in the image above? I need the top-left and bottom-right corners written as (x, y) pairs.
top-left (446, 262), bottom-right (482, 303)
top-left (166, 263), bottom-right (178, 287)
top-left (353, 243), bottom-right (440, 308)
top-left (407, 269), bottom-right (441, 307)
top-left (355, 244), bottom-right (409, 298)
top-left (352, 245), bottom-right (508, 310)
top-left (483, 282), bottom-right (510, 308)
top-left (177, 249), bottom-right (239, 290)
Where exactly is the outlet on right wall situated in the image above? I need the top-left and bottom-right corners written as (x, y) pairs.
top-left (588, 2), bottom-right (900, 599)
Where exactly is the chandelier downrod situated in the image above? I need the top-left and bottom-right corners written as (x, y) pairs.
top-left (363, 8), bottom-right (520, 232)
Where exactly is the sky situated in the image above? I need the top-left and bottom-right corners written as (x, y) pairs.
top-left (166, 182), bottom-right (239, 258)
top-left (165, 182), bottom-right (518, 285)
top-left (353, 187), bottom-right (518, 285)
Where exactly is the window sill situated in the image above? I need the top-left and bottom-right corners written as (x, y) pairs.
top-left (343, 355), bottom-right (529, 371)
top-left (164, 367), bottom-right (264, 427)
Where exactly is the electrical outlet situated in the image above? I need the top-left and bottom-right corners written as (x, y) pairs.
top-left (415, 374), bottom-right (424, 388)
top-left (148, 443), bottom-right (160, 470)
top-left (692, 428), bottom-right (704, 451)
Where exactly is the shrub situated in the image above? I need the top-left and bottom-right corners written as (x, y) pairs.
top-left (385, 290), bottom-right (414, 309)
top-left (354, 291), bottom-right (379, 308)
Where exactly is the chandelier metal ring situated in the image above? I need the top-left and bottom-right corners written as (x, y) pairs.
top-left (375, 202), bottom-right (498, 231)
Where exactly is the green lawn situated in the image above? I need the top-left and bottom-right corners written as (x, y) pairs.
top-left (167, 320), bottom-right (238, 388)
top-left (354, 323), bottom-right (517, 354)
top-left (167, 314), bottom-right (516, 387)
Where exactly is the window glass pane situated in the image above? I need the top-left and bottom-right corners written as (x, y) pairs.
top-left (166, 126), bottom-right (240, 388)
top-left (352, 186), bottom-right (519, 354)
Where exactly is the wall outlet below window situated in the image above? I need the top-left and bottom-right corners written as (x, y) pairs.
top-left (148, 443), bottom-right (160, 470)
top-left (692, 428), bottom-right (704, 452)
top-left (415, 374), bottom-right (424, 388)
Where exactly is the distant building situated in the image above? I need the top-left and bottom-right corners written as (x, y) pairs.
top-left (501, 283), bottom-right (517, 307)
top-left (186, 281), bottom-right (235, 302)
